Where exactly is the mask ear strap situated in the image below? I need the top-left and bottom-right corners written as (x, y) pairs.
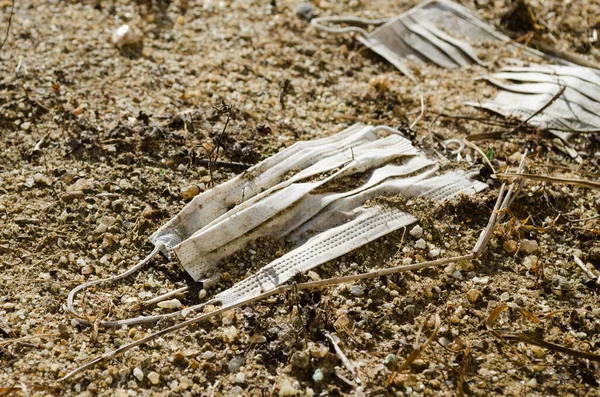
top-left (66, 243), bottom-right (217, 327)
top-left (311, 16), bottom-right (390, 38)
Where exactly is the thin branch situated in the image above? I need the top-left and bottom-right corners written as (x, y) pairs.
top-left (130, 286), bottom-right (189, 311)
top-left (497, 173), bottom-right (600, 190)
top-left (325, 332), bottom-right (355, 376)
top-left (504, 85), bottom-right (567, 136)
top-left (59, 253), bottom-right (473, 382)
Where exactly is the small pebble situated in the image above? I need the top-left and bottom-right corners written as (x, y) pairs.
top-left (312, 368), bottom-right (324, 383)
top-left (452, 270), bottom-right (463, 280)
top-left (222, 326), bottom-right (238, 343)
top-left (20, 122), bottom-right (31, 131)
top-left (250, 334), bottom-right (267, 344)
top-left (409, 225), bottom-right (423, 238)
top-left (527, 378), bottom-right (538, 388)
top-left (133, 367), bottom-right (144, 382)
top-left (181, 185), bottom-right (200, 200)
top-left (229, 356), bottom-right (244, 373)
top-left (503, 240), bottom-right (517, 254)
top-left (523, 255), bottom-right (538, 270)
top-left (3, 302), bottom-right (16, 311)
top-left (157, 299), bottom-right (182, 309)
top-left (500, 292), bottom-right (510, 301)
top-left (429, 248), bottom-right (441, 258)
top-left (307, 271), bottom-right (320, 281)
top-left (290, 350), bottom-right (310, 369)
top-left (147, 371), bottom-right (160, 385)
top-left (202, 350), bottom-right (216, 360)
top-left (67, 178), bottom-right (92, 192)
top-left (466, 289), bottom-right (481, 303)
top-left (520, 239), bottom-right (538, 254)
top-left (112, 24), bottom-right (143, 47)
top-left (33, 173), bottom-right (51, 186)
top-left (279, 378), bottom-right (297, 396)
top-left (295, 3), bottom-right (313, 20)
top-left (530, 346), bottom-right (545, 358)
top-left (231, 386), bottom-right (244, 395)
top-left (415, 238), bottom-right (426, 250)
top-left (234, 372), bottom-right (246, 384)
top-left (309, 343), bottom-right (329, 358)
top-left (349, 285), bottom-right (364, 297)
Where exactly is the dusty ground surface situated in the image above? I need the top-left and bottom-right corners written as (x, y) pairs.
top-left (1, 0), bottom-right (599, 396)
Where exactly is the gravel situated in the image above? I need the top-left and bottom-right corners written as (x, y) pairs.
top-left (0, 0), bottom-right (598, 395)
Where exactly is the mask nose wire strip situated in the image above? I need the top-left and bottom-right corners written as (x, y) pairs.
top-left (66, 243), bottom-right (217, 327)
top-left (311, 16), bottom-right (390, 38)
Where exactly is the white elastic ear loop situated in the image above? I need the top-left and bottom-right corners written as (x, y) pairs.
top-left (311, 15), bottom-right (390, 38)
top-left (66, 243), bottom-right (217, 327)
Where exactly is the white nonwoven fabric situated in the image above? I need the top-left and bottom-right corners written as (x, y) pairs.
top-left (467, 63), bottom-right (600, 143)
top-left (215, 170), bottom-right (487, 307)
top-left (67, 123), bottom-right (487, 326)
top-left (311, 0), bottom-right (543, 79)
top-left (154, 123), bottom-right (487, 283)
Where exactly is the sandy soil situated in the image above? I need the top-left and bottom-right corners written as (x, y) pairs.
top-left (1, 0), bottom-right (599, 396)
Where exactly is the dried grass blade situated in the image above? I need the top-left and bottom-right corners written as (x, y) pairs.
top-left (386, 313), bottom-right (440, 388)
top-left (456, 342), bottom-right (471, 397)
top-left (499, 332), bottom-right (600, 363)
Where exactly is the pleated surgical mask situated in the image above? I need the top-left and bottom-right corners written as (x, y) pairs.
top-left (466, 63), bottom-right (600, 155)
top-left (311, 0), bottom-right (542, 80)
top-left (66, 123), bottom-right (487, 327)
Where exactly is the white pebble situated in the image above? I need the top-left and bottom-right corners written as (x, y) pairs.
top-left (157, 299), bottom-right (182, 309)
top-left (279, 378), bottom-right (297, 396)
top-left (133, 367), bottom-right (144, 382)
top-left (222, 326), bottom-right (238, 343)
top-left (147, 371), bottom-right (160, 385)
top-left (112, 25), bottom-right (143, 47)
top-left (235, 372), bottom-right (246, 384)
top-left (409, 225), bottom-right (423, 238)
top-left (415, 238), bottom-right (426, 249)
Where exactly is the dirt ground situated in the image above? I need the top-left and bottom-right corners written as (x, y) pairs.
top-left (1, 0), bottom-right (599, 396)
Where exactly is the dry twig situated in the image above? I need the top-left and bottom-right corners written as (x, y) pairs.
top-left (486, 303), bottom-right (600, 363)
top-left (325, 332), bottom-right (356, 376)
top-left (497, 173), bottom-right (600, 190)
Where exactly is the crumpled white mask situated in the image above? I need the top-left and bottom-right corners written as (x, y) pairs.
top-left (466, 63), bottom-right (600, 157)
top-left (311, 0), bottom-right (542, 79)
top-left (67, 123), bottom-right (487, 326)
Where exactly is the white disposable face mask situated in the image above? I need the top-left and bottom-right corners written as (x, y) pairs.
top-left (467, 63), bottom-right (600, 150)
top-left (310, 0), bottom-right (542, 80)
top-left (66, 123), bottom-right (487, 326)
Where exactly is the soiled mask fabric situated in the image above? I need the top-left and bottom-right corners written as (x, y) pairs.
top-left (467, 63), bottom-right (600, 159)
top-left (469, 63), bottom-right (600, 134)
top-left (310, 0), bottom-right (542, 79)
top-left (67, 123), bottom-right (487, 326)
